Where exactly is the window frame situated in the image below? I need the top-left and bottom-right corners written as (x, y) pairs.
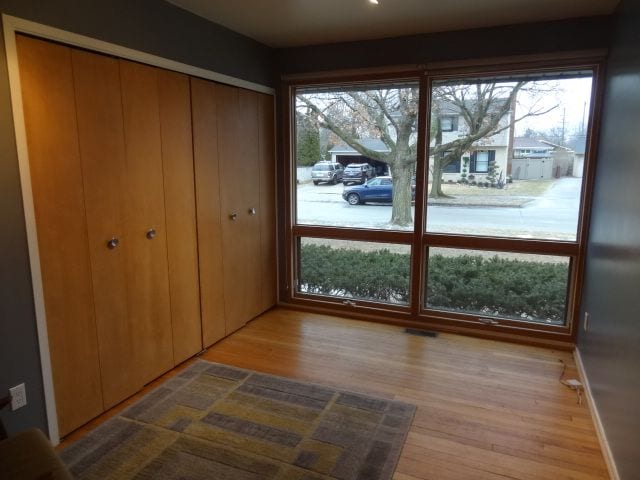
top-left (280, 55), bottom-right (606, 346)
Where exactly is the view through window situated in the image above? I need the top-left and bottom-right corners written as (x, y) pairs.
top-left (426, 74), bottom-right (592, 241)
top-left (295, 83), bottom-right (419, 231)
top-left (290, 66), bottom-right (597, 333)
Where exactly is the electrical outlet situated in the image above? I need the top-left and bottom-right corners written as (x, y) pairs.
top-left (583, 311), bottom-right (590, 332)
top-left (9, 383), bottom-right (27, 411)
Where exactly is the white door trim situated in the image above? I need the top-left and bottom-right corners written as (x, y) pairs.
top-left (1, 13), bottom-right (273, 445)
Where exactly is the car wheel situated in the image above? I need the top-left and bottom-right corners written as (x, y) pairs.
top-left (313, 181), bottom-right (319, 185)
top-left (346, 193), bottom-right (360, 205)
top-left (330, 175), bottom-right (337, 185)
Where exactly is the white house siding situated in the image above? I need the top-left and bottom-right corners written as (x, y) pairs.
top-left (429, 146), bottom-right (509, 182)
top-left (430, 111), bottom-right (511, 182)
top-left (572, 154), bottom-right (585, 177)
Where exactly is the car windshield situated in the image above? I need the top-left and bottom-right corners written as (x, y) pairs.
top-left (312, 164), bottom-right (331, 171)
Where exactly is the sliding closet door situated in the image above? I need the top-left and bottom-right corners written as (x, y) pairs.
top-left (217, 85), bottom-right (262, 333)
top-left (237, 89), bottom-right (263, 321)
top-left (258, 93), bottom-right (277, 312)
top-left (119, 60), bottom-right (174, 383)
top-left (191, 78), bottom-right (226, 347)
top-left (158, 70), bottom-right (202, 363)
top-left (16, 36), bottom-right (103, 436)
top-left (71, 50), bottom-right (136, 408)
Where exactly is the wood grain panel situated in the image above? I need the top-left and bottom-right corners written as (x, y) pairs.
top-left (191, 77), bottom-right (226, 347)
top-left (238, 88), bottom-right (263, 322)
top-left (158, 69), bottom-right (203, 364)
top-left (258, 93), bottom-right (277, 312)
top-left (16, 35), bottom-right (103, 436)
top-left (71, 49), bottom-right (136, 408)
top-left (217, 85), bottom-right (258, 334)
top-left (119, 60), bottom-right (174, 384)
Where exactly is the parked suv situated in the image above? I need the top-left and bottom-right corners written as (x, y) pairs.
top-left (311, 162), bottom-right (344, 185)
top-left (342, 163), bottom-right (375, 185)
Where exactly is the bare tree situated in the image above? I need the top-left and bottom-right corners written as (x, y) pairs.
top-left (298, 86), bottom-right (418, 225)
top-left (429, 81), bottom-right (558, 197)
top-left (297, 81), bottom-right (557, 226)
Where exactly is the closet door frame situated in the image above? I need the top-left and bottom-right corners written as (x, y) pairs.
top-left (2, 13), bottom-right (275, 444)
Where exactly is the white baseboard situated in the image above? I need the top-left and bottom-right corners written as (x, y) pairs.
top-left (573, 348), bottom-right (620, 480)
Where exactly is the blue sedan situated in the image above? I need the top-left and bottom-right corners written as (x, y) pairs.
top-left (342, 176), bottom-right (414, 205)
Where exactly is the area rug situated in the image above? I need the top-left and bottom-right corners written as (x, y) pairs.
top-left (60, 361), bottom-right (416, 480)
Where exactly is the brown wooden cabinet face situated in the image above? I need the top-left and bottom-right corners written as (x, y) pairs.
top-left (16, 35), bottom-right (104, 437)
top-left (158, 70), bottom-right (203, 364)
top-left (217, 85), bottom-right (263, 334)
top-left (119, 60), bottom-right (174, 384)
top-left (191, 77), bottom-right (227, 347)
top-left (258, 93), bottom-right (278, 312)
top-left (17, 35), bottom-right (277, 436)
top-left (71, 49), bottom-right (139, 409)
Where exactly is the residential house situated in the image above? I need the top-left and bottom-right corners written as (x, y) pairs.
top-left (329, 138), bottom-right (391, 175)
top-left (430, 99), bottom-right (512, 182)
top-left (511, 137), bottom-right (555, 179)
top-left (567, 134), bottom-right (588, 177)
top-left (1, 1), bottom-right (638, 480)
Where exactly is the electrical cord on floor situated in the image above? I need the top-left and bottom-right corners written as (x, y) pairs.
top-left (558, 359), bottom-right (584, 405)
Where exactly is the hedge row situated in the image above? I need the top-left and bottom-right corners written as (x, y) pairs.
top-left (299, 244), bottom-right (568, 322)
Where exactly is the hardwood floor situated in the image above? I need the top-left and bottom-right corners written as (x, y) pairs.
top-left (59, 308), bottom-right (609, 479)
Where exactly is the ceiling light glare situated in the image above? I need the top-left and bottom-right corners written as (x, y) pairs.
top-left (369, 0), bottom-right (379, 4)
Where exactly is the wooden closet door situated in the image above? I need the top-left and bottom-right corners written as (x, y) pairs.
top-left (191, 78), bottom-right (226, 347)
top-left (119, 60), bottom-right (174, 383)
top-left (238, 89), bottom-right (263, 321)
top-left (16, 36), bottom-right (103, 436)
top-left (218, 85), bottom-right (262, 333)
top-left (158, 70), bottom-right (202, 363)
top-left (258, 93), bottom-right (277, 312)
top-left (71, 50), bottom-right (137, 408)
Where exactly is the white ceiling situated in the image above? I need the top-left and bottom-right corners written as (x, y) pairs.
top-left (166, 0), bottom-right (619, 48)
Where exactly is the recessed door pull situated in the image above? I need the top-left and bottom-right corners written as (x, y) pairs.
top-left (248, 207), bottom-right (257, 215)
top-left (106, 237), bottom-right (119, 250)
top-left (146, 228), bottom-right (157, 240)
top-left (229, 213), bottom-right (238, 221)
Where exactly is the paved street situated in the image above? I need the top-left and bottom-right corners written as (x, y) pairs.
top-left (296, 178), bottom-right (581, 239)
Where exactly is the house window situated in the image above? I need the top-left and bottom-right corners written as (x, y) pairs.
top-left (286, 63), bottom-right (600, 342)
top-left (442, 151), bottom-right (461, 173)
top-left (440, 116), bottom-right (458, 132)
top-left (470, 150), bottom-right (494, 173)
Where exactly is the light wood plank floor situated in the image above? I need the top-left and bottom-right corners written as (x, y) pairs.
top-left (61, 308), bottom-right (609, 480)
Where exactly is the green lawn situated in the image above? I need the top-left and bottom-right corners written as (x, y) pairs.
top-left (438, 179), bottom-right (555, 197)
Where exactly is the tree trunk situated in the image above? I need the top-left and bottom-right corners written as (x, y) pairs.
top-left (429, 160), bottom-right (447, 198)
top-left (390, 163), bottom-right (413, 226)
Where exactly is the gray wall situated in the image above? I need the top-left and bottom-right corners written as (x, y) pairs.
top-left (278, 16), bottom-right (612, 74)
top-left (0, 20), bottom-right (48, 437)
top-left (0, 0), bottom-right (274, 437)
top-left (578, 0), bottom-right (640, 478)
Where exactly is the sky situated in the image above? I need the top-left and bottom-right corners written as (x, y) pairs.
top-left (514, 77), bottom-right (593, 138)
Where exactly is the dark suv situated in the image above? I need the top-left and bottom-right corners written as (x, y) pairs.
top-left (342, 163), bottom-right (375, 185)
top-left (311, 162), bottom-right (344, 185)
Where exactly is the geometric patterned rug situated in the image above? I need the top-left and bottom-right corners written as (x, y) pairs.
top-left (60, 361), bottom-right (415, 480)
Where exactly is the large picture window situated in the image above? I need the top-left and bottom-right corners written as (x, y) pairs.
top-left (286, 61), bottom-right (600, 342)
top-left (294, 83), bottom-right (419, 232)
